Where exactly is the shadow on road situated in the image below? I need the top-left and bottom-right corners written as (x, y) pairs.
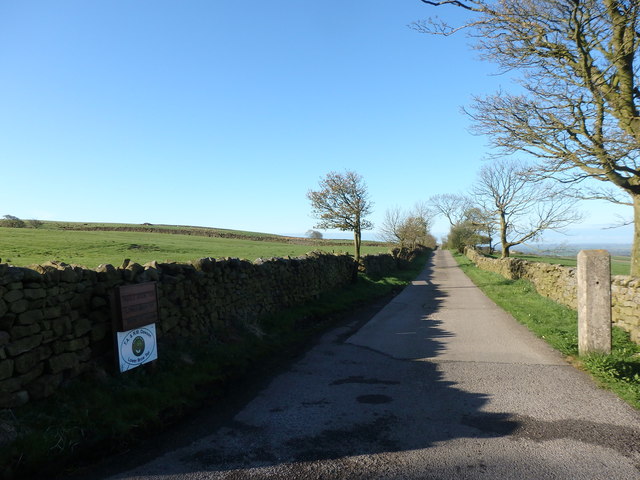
top-left (101, 254), bottom-right (523, 478)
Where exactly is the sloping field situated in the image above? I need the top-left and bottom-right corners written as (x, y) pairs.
top-left (0, 223), bottom-right (390, 268)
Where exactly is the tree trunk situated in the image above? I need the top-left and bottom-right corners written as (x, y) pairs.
top-left (500, 213), bottom-right (509, 258)
top-left (632, 195), bottom-right (640, 277)
top-left (353, 229), bottom-right (361, 263)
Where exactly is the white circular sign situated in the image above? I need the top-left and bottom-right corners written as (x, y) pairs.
top-left (117, 324), bottom-right (158, 372)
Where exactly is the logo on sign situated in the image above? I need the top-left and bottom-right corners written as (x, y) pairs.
top-left (132, 336), bottom-right (145, 356)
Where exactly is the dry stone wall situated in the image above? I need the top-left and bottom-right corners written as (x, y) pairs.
top-left (0, 252), bottom-right (359, 408)
top-left (359, 246), bottom-right (432, 279)
top-left (359, 253), bottom-right (398, 278)
top-left (465, 248), bottom-right (640, 343)
top-left (611, 276), bottom-right (640, 342)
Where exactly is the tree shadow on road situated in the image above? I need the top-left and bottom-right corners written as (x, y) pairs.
top-left (129, 254), bottom-right (524, 478)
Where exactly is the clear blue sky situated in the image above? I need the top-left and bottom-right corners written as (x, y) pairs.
top-left (0, 0), bottom-right (633, 245)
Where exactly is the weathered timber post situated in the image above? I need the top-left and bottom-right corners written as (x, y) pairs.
top-left (577, 250), bottom-right (611, 355)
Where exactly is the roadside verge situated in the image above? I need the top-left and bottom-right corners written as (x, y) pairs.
top-left (453, 252), bottom-right (640, 410)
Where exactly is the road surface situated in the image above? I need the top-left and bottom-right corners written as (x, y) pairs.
top-left (86, 249), bottom-right (640, 479)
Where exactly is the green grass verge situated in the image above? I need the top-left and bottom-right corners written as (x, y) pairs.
top-left (453, 252), bottom-right (640, 409)
top-left (0, 227), bottom-right (389, 268)
top-left (0, 252), bottom-right (430, 479)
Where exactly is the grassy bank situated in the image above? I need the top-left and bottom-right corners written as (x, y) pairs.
top-left (0, 226), bottom-right (389, 268)
top-left (0, 252), bottom-right (430, 479)
top-left (453, 252), bottom-right (640, 409)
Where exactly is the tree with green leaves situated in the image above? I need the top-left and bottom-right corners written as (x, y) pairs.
top-left (305, 229), bottom-right (323, 239)
top-left (307, 171), bottom-right (373, 261)
top-left (1, 215), bottom-right (25, 228)
top-left (463, 206), bottom-right (497, 254)
top-left (444, 221), bottom-right (487, 253)
top-left (415, 0), bottom-right (640, 274)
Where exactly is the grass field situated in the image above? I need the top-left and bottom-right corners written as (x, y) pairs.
top-left (494, 252), bottom-right (632, 276)
top-left (0, 225), bottom-right (390, 268)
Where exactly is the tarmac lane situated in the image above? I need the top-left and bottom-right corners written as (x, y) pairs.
top-left (82, 249), bottom-right (640, 479)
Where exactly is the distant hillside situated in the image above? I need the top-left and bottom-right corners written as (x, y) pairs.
top-left (0, 221), bottom-right (392, 268)
top-left (517, 243), bottom-right (632, 257)
top-left (39, 221), bottom-right (388, 247)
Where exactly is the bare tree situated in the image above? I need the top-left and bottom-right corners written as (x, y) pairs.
top-left (413, 0), bottom-right (640, 274)
top-left (413, 200), bottom-right (437, 228)
top-left (28, 219), bottom-right (44, 229)
top-left (473, 159), bottom-right (582, 258)
top-left (406, 201), bottom-right (437, 248)
top-left (307, 171), bottom-right (373, 262)
top-left (379, 206), bottom-right (405, 244)
top-left (379, 203), bottom-right (436, 248)
top-left (429, 193), bottom-right (472, 226)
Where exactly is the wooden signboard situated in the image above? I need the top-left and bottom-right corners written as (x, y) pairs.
top-left (113, 282), bottom-right (159, 331)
